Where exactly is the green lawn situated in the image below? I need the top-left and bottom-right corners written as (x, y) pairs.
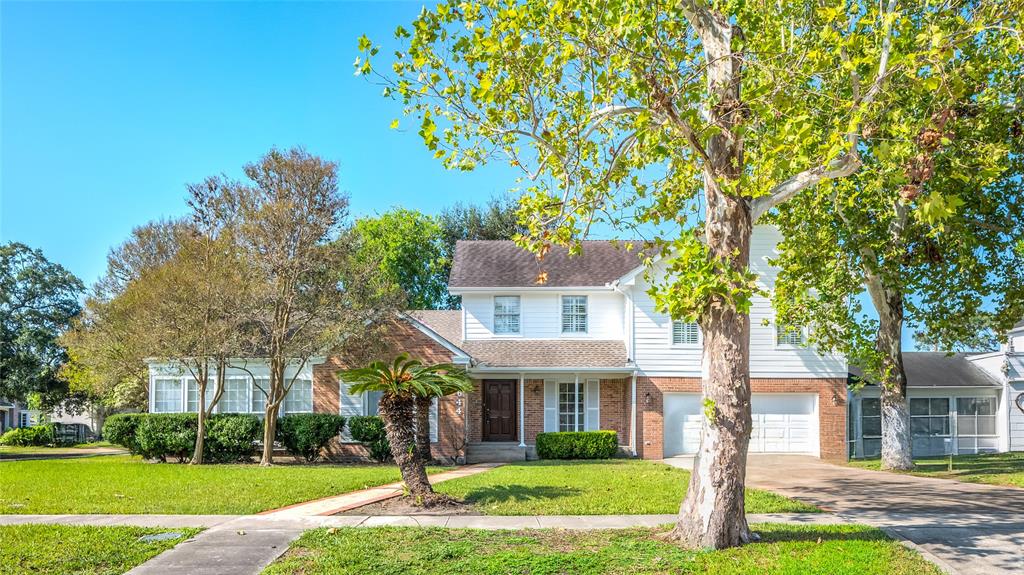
top-left (0, 524), bottom-right (201, 575)
top-left (263, 525), bottom-right (939, 575)
top-left (850, 452), bottom-right (1024, 488)
top-left (437, 460), bottom-right (819, 515)
top-left (0, 455), bottom-right (444, 515)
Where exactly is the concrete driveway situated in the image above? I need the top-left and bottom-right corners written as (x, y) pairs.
top-left (665, 454), bottom-right (1024, 575)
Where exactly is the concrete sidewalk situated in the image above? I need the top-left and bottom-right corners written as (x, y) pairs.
top-left (0, 447), bottom-right (128, 461)
top-left (0, 511), bottom-right (842, 530)
top-left (5, 510), bottom-right (845, 575)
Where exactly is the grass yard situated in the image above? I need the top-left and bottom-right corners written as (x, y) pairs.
top-left (0, 455), bottom-right (445, 515)
top-left (436, 460), bottom-right (819, 515)
top-left (850, 452), bottom-right (1024, 488)
top-left (0, 524), bottom-right (201, 575)
top-left (263, 525), bottom-right (939, 575)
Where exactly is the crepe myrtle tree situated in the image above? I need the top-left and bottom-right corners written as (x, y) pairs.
top-left (352, 0), bottom-right (997, 548)
top-left (772, 19), bottom-right (1024, 470)
top-left (341, 354), bottom-right (472, 504)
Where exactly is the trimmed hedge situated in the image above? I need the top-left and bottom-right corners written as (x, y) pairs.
top-left (348, 416), bottom-right (391, 462)
top-left (535, 431), bottom-right (619, 460)
top-left (277, 414), bottom-right (346, 463)
top-left (136, 413), bottom-right (197, 462)
top-left (103, 413), bottom-right (146, 454)
top-left (205, 414), bottom-right (261, 463)
top-left (103, 413), bottom-right (260, 463)
top-left (0, 424), bottom-right (56, 447)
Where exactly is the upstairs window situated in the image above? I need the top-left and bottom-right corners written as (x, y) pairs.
top-left (776, 324), bottom-right (806, 346)
top-left (493, 296), bottom-right (521, 334)
top-left (672, 321), bottom-right (700, 345)
top-left (561, 295), bottom-right (588, 333)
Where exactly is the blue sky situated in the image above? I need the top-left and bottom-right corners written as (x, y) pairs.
top-left (2, 0), bottom-right (520, 286)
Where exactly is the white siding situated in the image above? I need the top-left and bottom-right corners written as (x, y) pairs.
top-left (462, 291), bottom-right (624, 340)
top-left (630, 226), bottom-right (846, 378)
top-left (1010, 382), bottom-right (1024, 451)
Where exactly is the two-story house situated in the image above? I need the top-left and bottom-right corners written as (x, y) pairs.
top-left (145, 225), bottom-right (1024, 463)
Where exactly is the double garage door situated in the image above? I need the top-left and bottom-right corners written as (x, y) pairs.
top-left (664, 393), bottom-right (818, 457)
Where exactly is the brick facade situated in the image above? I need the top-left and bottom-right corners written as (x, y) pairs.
top-left (635, 376), bottom-right (847, 462)
top-left (312, 318), bottom-right (468, 462)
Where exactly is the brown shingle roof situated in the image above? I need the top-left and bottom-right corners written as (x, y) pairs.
top-left (406, 310), bottom-right (462, 347)
top-left (449, 240), bottom-right (644, 288)
top-left (462, 339), bottom-right (629, 369)
top-left (408, 310), bottom-right (630, 369)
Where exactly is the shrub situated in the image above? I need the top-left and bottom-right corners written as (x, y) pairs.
top-left (535, 431), bottom-right (619, 460)
top-left (103, 414), bottom-right (146, 453)
top-left (135, 413), bottom-right (197, 462)
top-left (277, 414), bottom-right (346, 463)
top-left (0, 424), bottom-right (56, 447)
top-left (204, 414), bottom-right (261, 463)
top-left (348, 415), bottom-right (391, 462)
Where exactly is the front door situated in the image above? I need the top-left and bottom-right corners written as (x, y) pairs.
top-left (483, 379), bottom-right (516, 441)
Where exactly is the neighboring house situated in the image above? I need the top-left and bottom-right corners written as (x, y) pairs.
top-left (146, 225), bottom-right (850, 462)
top-left (0, 399), bottom-right (34, 433)
top-left (848, 320), bottom-right (1024, 458)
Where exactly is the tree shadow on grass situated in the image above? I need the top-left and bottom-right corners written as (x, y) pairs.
top-left (459, 484), bottom-right (582, 505)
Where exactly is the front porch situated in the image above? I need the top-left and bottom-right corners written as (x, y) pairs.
top-left (461, 371), bottom-right (636, 462)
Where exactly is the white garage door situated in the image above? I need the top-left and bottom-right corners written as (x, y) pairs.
top-left (663, 393), bottom-right (818, 457)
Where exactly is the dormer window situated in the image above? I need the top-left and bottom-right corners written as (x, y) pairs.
top-left (561, 295), bottom-right (588, 333)
top-left (672, 321), bottom-right (700, 345)
top-left (493, 296), bottom-right (521, 334)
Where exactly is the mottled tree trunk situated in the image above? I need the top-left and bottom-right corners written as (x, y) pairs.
top-left (379, 392), bottom-right (434, 498)
top-left (668, 6), bottom-right (755, 550)
top-left (415, 395), bottom-right (433, 464)
top-left (191, 363), bottom-right (209, 465)
top-left (260, 356), bottom-right (286, 466)
top-left (872, 286), bottom-right (914, 470)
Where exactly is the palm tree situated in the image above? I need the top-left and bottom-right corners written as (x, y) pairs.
top-left (413, 378), bottom-right (469, 465)
top-left (341, 354), bottom-right (472, 503)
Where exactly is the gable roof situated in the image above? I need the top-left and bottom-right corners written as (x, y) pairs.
top-left (850, 352), bottom-right (1001, 388)
top-left (448, 240), bottom-right (645, 288)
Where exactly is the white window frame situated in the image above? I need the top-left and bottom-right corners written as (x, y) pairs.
top-left (557, 381), bottom-right (586, 432)
top-left (909, 397), bottom-right (952, 438)
top-left (493, 295), bottom-right (522, 335)
top-left (560, 295), bottom-right (588, 334)
top-left (152, 378), bottom-right (184, 413)
top-left (774, 323), bottom-right (807, 347)
top-left (670, 320), bottom-right (701, 347)
top-left (219, 377), bottom-right (252, 414)
top-left (955, 396), bottom-right (998, 438)
top-left (284, 378), bottom-right (314, 414)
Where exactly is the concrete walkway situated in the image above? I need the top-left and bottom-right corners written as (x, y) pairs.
top-left (258, 462), bottom-right (503, 517)
top-left (0, 447), bottom-right (128, 461)
top-left (666, 454), bottom-right (1024, 575)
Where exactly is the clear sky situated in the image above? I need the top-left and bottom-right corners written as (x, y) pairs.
top-left (1, 0), bottom-right (520, 286)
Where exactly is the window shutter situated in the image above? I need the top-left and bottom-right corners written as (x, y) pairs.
top-left (543, 380), bottom-right (558, 432)
top-left (585, 379), bottom-right (600, 431)
top-left (339, 381), bottom-right (364, 441)
top-left (429, 397), bottom-right (439, 442)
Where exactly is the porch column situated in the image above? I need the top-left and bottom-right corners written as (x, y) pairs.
top-left (518, 373), bottom-right (526, 447)
top-left (629, 371), bottom-right (638, 456)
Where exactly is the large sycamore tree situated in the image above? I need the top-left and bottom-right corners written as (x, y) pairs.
top-left (772, 21), bottom-right (1024, 471)
top-left (358, 0), bottom-right (1012, 548)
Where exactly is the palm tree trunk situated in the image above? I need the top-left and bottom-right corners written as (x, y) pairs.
top-left (415, 395), bottom-right (432, 464)
top-left (379, 392), bottom-right (434, 498)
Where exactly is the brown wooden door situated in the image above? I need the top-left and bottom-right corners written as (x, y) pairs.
top-left (483, 379), bottom-right (517, 441)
